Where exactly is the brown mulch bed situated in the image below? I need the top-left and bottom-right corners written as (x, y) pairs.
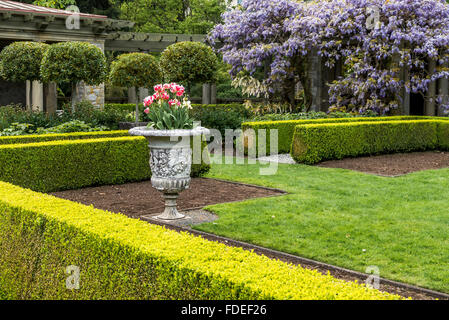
top-left (50, 178), bottom-right (284, 219)
top-left (317, 151), bottom-right (449, 176)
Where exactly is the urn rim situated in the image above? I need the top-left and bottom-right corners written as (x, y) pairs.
top-left (128, 126), bottom-right (210, 137)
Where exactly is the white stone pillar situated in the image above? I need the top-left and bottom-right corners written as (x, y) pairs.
top-left (138, 88), bottom-right (149, 102)
top-left (202, 84), bottom-right (211, 105)
top-left (211, 84), bottom-right (217, 104)
top-left (26, 80), bottom-right (31, 110)
top-left (31, 81), bottom-right (44, 112)
top-left (128, 87), bottom-right (137, 104)
top-left (44, 82), bottom-right (58, 114)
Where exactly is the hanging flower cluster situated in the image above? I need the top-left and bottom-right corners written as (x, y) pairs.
top-left (211, 0), bottom-right (449, 113)
top-left (144, 83), bottom-right (193, 130)
top-left (209, 0), bottom-right (300, 104)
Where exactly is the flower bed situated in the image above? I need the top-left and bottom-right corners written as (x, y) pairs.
top-left (291, 120), bottom-right (448, 164)
top-left (242, 116), bottom-right (449, 155)
top-left (0, 181), bottom-right (402, 300)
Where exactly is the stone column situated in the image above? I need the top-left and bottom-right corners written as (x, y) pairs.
top-left (31, 81), bottom-right (44, 112)
top-left (307, 49), bottom-right (332, 112)
top-left (211, 84), bottom-right (217, 104)
top-left (83, 83), bottom-right (105, 108)
top-left (138, 88), bottom-right (149, 102)
top-left (128, 87), bottom-right (137, 104)
top-left (26, 80), bottom-right (31, 110)
top-left (400, 66), bottom-right (411, 115)
top-left (44, 82), bottom-right (58, 115)
top-left (202, 83), bottom-right (211, 105)
top-left (75, 41), bottom-right (106, 109)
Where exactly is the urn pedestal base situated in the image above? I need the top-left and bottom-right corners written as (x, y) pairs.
top-left (157, 192), bottom-right (185, 220)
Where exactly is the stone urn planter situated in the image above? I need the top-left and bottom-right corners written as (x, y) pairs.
top-left (129, 126), bottom-right (210, 220)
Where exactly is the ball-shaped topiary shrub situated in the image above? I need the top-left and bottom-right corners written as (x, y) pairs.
top-left (0, 41), bottom-right (49, 83)
top-left (109, 52), bottom-right (162, 123)
top-left (160, 42), bottom-right (218, 92)
top-left (40, 41), bottom-right (107, 108)
top-left (109, 52), bottom-right (162, 89)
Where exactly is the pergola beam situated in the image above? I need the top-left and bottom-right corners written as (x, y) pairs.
top-left (104, 32), bottom-right (207, 52)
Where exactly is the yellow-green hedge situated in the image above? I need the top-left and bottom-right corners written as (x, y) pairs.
top-left (0, 137), bottom-right (210, 193)
top-left (242, 116), bottom-right (449, 155)
top-left (0, 181), bottom-right (402, 300)
top-left (0, 130), bottom-right (130, 145)
top-left (291, 120), bottom-right (446, 164)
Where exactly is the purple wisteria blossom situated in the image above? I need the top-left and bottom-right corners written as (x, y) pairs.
top-left (209, 0), bottom-right (302, 104)
top-left (211, 0), bottom-right (449, 113)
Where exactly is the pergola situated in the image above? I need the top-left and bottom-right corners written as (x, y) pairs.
top-left (0, 0), bottom-right (210, 112)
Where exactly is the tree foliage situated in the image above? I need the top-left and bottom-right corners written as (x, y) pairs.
top-left (109, 53), bottom-right (162, 89)
top-left (0, 41), bottom-right (49, 83)
top-left (160, 41), bottom-right (218, 88)
top-left (32, 0), bottom-right (76, 9)
top-left (41, 41), bottom-right (107, 86)
top-left (120, 0), bottom-right (226, 34)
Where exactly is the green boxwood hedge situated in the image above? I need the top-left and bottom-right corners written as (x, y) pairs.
top-left (242, 116), bottom-right (449, 155)
top-left (0, 130), bottom-right (129, 145)
top-left (291, 120), bottom-right (447, 164)
top-left (0, 181), bottom-right (401, 300)
top-left (0, 136), bottom-right (210, 193)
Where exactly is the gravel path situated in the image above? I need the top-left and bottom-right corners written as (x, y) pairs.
top-left (257, 154), bottom-right (296, 164)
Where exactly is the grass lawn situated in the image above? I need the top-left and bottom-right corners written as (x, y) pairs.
top-left (195, 157), bottom-right (449, 293)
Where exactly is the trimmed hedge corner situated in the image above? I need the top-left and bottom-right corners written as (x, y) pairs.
top-left (0, 136), bottom-right (210, 192)
top-left (242, 116), bottom-right (449, 155)
top-left (291, 120), bottom-right (444, 164)
top-left (0, 181), bottom-right (402, 300)
top-left (437, 121), bottom-right (449, 151)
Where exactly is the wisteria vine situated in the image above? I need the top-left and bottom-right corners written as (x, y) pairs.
top-left (210, 0), bottom-right (449, 113)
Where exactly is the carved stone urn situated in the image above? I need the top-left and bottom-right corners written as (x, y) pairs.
top-left (129, 126), bottom-right (209, 220)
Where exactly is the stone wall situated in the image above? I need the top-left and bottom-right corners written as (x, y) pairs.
top-left (76, 82), bottom-right (105, 108)
top-left (0, 80), bottom-right (26, 106)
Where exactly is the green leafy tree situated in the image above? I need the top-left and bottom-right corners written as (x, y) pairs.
top-left (20, 0), bottom-right (122, 18)
top-left (40, 41), bottom-right (107, 109)
top-left (109, 52), bottom-right (162, 123)
top-left (120, 0), bottom-right (226, 34)
top-left (0, 41), bottom-right (49, 108)
top-left (178, 0), bottom-right (227, 34)
top-left (160, 41), bottom-right (218, 94)
top-left (32, 0), bottom-right (76, 9)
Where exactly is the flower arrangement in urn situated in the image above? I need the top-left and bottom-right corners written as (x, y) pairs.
top-left (129, 83), bottom-right (208, 220)
top-left (143, 83), bottom-right (193, 130)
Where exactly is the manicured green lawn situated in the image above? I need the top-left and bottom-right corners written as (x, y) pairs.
top-left (195, 158), bottom-right (449, 293)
